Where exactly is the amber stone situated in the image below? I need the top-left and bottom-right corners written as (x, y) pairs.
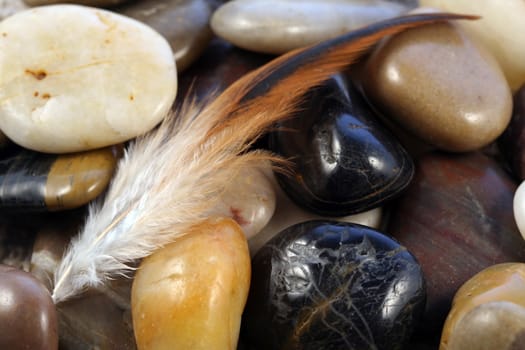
top-left (132, 218), bottom-right (251, 350)
top-left (243, 220), bottom-right (426, 350)
top-left (116, 0), bottom-right (216, 72)
top-left (387, 152), bottom-right (525, 338)
top-left (0, 265), bottom-right (58, 350)
top-left (0, 145), bottom-right (121, 211)
top-left (363, 21), bottom-right (512, 152)
top-left (268, 74), bottom-right (414, 216)
top-left (444, 301), bottom-right (525, 350)
top-left (441, 263), bottom-right (525, 350)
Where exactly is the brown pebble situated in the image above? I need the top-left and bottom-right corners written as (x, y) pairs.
top-left (440, 263), bottom-right (525, 349)
top-left (363, 21), bottom-right (512, 152)
top-left (0, 265), bottom-right (58, 350)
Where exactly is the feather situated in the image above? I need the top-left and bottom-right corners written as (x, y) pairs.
top-left (52, 12), bottom-right (478, 303)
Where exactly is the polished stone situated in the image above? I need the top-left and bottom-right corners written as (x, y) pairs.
top-left (0, 5), bottom-right (177, 153)
top-left (444, 301), bottom-right (525, 350)
top-left (441, 263), bottom-right (525, 350)
top-left (132, 218), bottom-right (251, 350)
top-left (0, 146), bottom-right (121, 211)
top-left (363, 21), bottom-right (512, 152)
top-left (248, 169), bottom-right (383, 255)
top-left (268, 74), bottom-right (414, 216)
top-left (211, 0), bottom-right (407, 54)
top-left (0, 265), bottom-right (58, 350)
top-left (116, 0), bottom-right (215, 72)
top-left (420, 0), bottom-right (525, 90)
top-left (500, 84), bottom-right (525, 180)
top-left (210, 165), bottom-right (276, 239)
top-left (243, 220), bottom-right (425, 350)
top-left (387, 152), bottom-right (525, 337)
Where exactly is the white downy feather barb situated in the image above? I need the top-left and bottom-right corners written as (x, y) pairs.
top-left (52, 12), bottom-right (477, 303)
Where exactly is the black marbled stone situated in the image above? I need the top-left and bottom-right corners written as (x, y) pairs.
top-left (268, 74), bottom-right (414, 216)
top-left (242, 220), bottom-right (426, 350)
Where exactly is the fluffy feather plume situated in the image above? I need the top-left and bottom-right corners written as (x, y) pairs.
top-left (52, 12), bottom-right (478, 303)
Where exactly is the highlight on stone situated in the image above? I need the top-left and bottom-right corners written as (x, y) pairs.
top-left (0, 4), bottom-right (177, 153)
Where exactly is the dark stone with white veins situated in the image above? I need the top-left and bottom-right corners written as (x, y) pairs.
top-left (242, 220), bottom-right (425, 350)
top-left (268, 74), bottom-right (414, 216)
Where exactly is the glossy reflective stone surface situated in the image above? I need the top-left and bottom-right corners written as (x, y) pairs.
top-left (387, 152), bottom-right (525, 339)
top-left (420, 0), bottom-right (525, 90)
top-left (211, 0), bottom-right (407, 54)
top-left (243, 220), bottom-right (425, 350)
top-left (269, 74), bottom-right (414, 216)
top-left (364, 21), bottom-right (511, 152)
top-left (0, 265), bottom-right (58, 350)
top-left (116, 0), bottom-right (216, 72)
top-left (132, 218), bottom-right (250, 350)
top-left (0, 146), bottom-right (121, 211)
top-left (441, 263), bottom-right (525, 350)
top-left (444, 301), bottom-right (525, 350)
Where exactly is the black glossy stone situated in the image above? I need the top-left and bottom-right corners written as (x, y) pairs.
top-left (242, 220), bottom-right (425, 350)
top-left (268, 74), bottom-right (414, 216)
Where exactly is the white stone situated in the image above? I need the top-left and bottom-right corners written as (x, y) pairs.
top-left (513, 180), bottom-right (525, 241)
top-left (248, 170), bottom-right (383, 255)
top-left (211, 0), bottom-right (408, 54)
top-left (420, 0), bottom-right (525, 91)
top-left (0, 0), bottom-right (28, 21)
top-left (0, 5), bottom-right (177, 153)
top-left (210, 165), bottom-right (276, 239)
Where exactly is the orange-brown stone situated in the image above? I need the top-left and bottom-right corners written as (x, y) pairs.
top-left (131, 217), bottom-right (251, 350)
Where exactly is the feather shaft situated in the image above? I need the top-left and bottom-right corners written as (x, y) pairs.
top-left (52, 12), bottom-right (478, 303)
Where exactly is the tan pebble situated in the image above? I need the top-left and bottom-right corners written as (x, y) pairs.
top-left (132, 217), bottom-right (251, 350)
top-left (446, 301), bottom-right (525, 350)
top-left (363, 21), bottom-right (512, 152)
top-left (421, 0), bottom-right (525, 90)
top-left (440, 263), bottom-right (525, 349)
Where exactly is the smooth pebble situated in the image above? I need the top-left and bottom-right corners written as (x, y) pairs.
top-left (132, 218), bottom-right (251, 350)
top-left (441, 263), bottom-right (525, 349)
top-left (363, 20), bottom-right (512, 152)
top-left (211, 0), bottom-right (408, 54)
top-left (243, 220), bottom-right (426, 350)
top-left (0, 265), bottom-right (58, 350)
top-left (0, 5), bottom-right (177, 153)
top-left (420, 0), bottom-right (525, 90)
top-left (116, 0), bottom-right (215, 71)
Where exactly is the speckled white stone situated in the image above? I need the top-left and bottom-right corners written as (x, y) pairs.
top-left (513, 180), bottom-right (525, 240)
top-left (211, 0), bottom-right (408, 54)
top-left (248, 170), bottom-right (383, 255)
top-left (0, 5), bottom-right (177, 153)
top-left (420, 0), bottom-right (525, 91)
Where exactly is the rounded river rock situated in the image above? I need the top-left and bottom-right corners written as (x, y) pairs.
top-left (243, 220), bottom-right (425, 350)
